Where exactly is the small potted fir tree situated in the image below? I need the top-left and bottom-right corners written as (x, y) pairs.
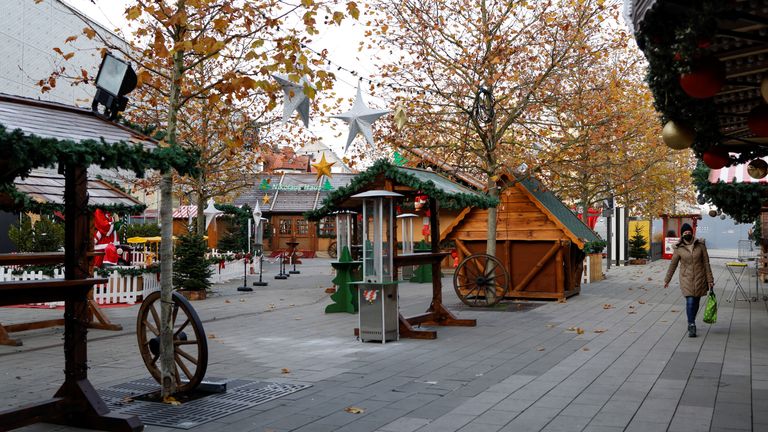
top-left (173, 232), bottom-right (213, 300)
top-left (629, 225), bottom-right (649, 265)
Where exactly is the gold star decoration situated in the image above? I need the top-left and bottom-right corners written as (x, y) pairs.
top-left (311, 152), bottom-right (335, 181)
top-left (262, 194), bottom-right (271, 205)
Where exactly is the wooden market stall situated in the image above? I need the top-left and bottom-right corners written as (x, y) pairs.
top-left (0, 93), bottom-right (196, 430)
top-left (307, 159), bottom-right (496, 339)
top-left (442, 173), bottom-right (601, 301)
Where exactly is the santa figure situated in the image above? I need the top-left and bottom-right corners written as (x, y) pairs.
top-left (93, 209), bottom-right (119, 267)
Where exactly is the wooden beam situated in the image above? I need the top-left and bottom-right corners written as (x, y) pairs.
top-left (512, 241), bottom-right (560, 292)
top-left (440, 207), bottom-right (471, 241)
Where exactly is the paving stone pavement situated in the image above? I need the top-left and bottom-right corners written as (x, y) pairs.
top-left (1, 256), bottom-right (767, 431)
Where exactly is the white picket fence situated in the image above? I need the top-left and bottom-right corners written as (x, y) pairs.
top-left (1, 259), bottom-right (242, 306)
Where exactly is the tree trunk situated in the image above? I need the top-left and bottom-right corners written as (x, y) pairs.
top-left (159, 32), bottom-right (185, 399)
top-left (196, 189), bottom-right (205, 235)
top-left (485, 179), bottom-right (499, 257)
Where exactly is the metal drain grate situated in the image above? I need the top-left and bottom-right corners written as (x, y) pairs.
top-left (98, 377), bottom-right (311, 429)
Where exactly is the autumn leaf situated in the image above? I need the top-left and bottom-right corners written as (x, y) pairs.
top-left (163, 396), bottom-right (181, 405)
top-left (52, 47), bottom-right (63, 55)
top-left (536, 347), bottom-right (545, 351)
top-left (281, 368), bottom-right (290, 374)
top-left (65, 35), bottom-right (78, 43)
top-left (83, 27), bottom-right (96, 39)
top-left (346, 1), bottom-right (360, 20)
top-left (593, 328), bottom-right (606, 333)
top-left (345, 407), bottom-right (364, 414)
top-left (63, 52), bottom-right (75, 61)
top-left (602, 304), bottom-right (613, 309)
top-left (126, 6), bottom-right (141, 20)
top-left (638, 300), bottom-right (646, 304)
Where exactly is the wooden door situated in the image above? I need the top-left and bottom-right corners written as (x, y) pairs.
top-left (274, 215), bottom-right (316, 251)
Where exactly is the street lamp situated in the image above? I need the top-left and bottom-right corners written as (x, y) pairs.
top-left (91, 53), bottom-right (137, 121)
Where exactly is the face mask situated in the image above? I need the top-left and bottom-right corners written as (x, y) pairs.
top-left (683, 234), bottom-right (693, 241)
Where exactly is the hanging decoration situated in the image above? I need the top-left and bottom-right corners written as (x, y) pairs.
top-left (747, 159), bottom-right (768, 179)
top-left (311, 152), bottom-right (335, 181)
top-left (414, 194), bottom-right (428, 212)
top-left (259, 178), bottom-right (271, 190)
top-left (472, 87), bottom-right (495, 124)
top-left (332, 85), bottom-right (390, 152)
top-left (203, 198), bottom-right (224, 230)
top-left (393, 106), bottom-right (408, 130)
top-left (702, 148), bottom-right (730, 169)
top-left (393, 151), bottom-right (408, 166)
top-left (678, 57), bottom-right (725, 99)
top-left (262, 193), bottom-right (271, 205)
top-left (747, 104), bottom-right (768, 137)
top-left (661, 120), bottom-right (695, 150)
top-left (273, 74), bottom-right (311, 127)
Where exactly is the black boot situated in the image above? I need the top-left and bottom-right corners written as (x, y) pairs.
top-left (688, 323), bottom-right (697, 338)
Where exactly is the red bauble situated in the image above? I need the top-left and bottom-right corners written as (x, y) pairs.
top-left (679, 58), bottom-right (725, 99)
top-left (702, 149), bottom-right (730, 170)
top-left (748, 105), bottom-right (768, 137)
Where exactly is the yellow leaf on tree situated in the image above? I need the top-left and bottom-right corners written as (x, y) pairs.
top-left (126, 6), bottom-right (141, 20)
top-left (82, 27), bottom-right (96, 39)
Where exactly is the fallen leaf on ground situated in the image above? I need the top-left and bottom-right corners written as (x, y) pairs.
top-left (603, 304), bottom-right (613, 309)
top-left (536, 347), bottom-right (545, 351)
top-left (671, 309), bottom-right (679, 312)
top-left (208, 334), bottom-right (216, 339)
top-left (289, 304), bottom-right (295, 306)
top-left (629, 305), bottom-right (635, 308)
top-left (582, 347), bottom-right (590, 351)
top-left (661, 320), bottom-right (668, 323)
top-left (239, 298), bottom-right (246, 303)
top-left (557, 298), bottom-right (567, 303)
top-left (593, 329), bottom-right (606, 333)
top-left (224, 299), bottom-right (231, 303)
top-left (638, 300), bottom-right (646, 304)
top-left (295, 317), bottom-right (302, 320)
top-left (163, 396), bottom-right (180, 406)
top-left (628, 288), bottom-right (633, 291)
top-left (345, 407), bottom-right (364, 414)
top-left (281, 368), bottom-right (290, 374)
top-left (546, 324), bottom-right (555, 328)
top-left (576, 327), bottom-right (584, 335)
top-left (647, 277), bottom-right (653, 281)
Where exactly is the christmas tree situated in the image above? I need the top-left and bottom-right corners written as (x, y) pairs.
top-left (629, 225), bottom-right (648, 260)
top-left (173, 232), bottom-right (213, 291)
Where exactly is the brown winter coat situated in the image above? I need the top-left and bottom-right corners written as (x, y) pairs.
top-left (664, 238), bottom-right (714, 297)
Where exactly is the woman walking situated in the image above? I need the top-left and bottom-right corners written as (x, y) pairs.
top-left (664, 223), bottom-right (714, 337)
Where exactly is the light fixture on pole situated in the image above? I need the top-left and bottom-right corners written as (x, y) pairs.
top-left (91, 53), bottom-right (137, 121)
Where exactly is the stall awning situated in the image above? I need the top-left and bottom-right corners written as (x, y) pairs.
top-left (708, 159), bottom-right (768, 184)
top-left (14, 172), bottom-right (144, 212)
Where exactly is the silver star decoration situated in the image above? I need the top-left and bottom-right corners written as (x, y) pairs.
top-left (332, 85), bottom-right (390, 152)
top-left (273, 74), bottom-right (311, 127)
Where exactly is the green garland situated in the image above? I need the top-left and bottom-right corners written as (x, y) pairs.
top-left (305, 159), bottom-right (497, 221)
top-left (0, 124), bottom-right (200, 184)
top-left (692, 162), bottom-right (764, 224)
top-left (94, 264), bottom-right (160, 277)
top-left (636, 1), bottom-right (767, 164)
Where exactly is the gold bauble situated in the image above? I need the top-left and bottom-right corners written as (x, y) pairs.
top-left (761, 77), bottom-right (768, 104)
top-left (748, 158), bottom-right (768, 179)
top-left (661, 120), bottom-right (695, 150)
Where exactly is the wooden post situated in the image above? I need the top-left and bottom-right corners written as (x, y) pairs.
top-left (429, 197), bottom-right (441, 307)
top-left (555, 244), bottom-right (564, 299)
top-left (63, 163), bottom-right (89, 382)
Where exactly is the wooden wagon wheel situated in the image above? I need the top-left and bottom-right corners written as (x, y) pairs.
top-left (453, 253), bottom-right (510, 307)
top-left (328, 241), bottom-right (338, 259)
top-left (137, 291), bottom-right (208, 393)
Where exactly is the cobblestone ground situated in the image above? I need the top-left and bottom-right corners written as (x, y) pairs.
top-left (1, 256), bottom-right (767, 431)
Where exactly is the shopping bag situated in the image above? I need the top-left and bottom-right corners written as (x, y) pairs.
top-left (703, 290), bottom-right (717, 324)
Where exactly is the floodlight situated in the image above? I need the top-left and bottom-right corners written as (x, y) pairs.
top-left (91, 53), bottom-right (137, 121)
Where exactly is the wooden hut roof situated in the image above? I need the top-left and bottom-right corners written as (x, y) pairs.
top-left (0, 93), bottom-right (156, 148)
top-left (15, 172), bottom-right (142, 210)
top-left (233, 173), bottom-right (357, 214)
top-left (515, 176), bottom-right (601, 246)
top-left (306, 159), bottom-right (496, 220)
top-left (442, 173), bottom-right (600, 248)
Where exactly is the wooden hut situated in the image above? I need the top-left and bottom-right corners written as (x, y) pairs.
top-left (442, 174), bottom-right (601, 301)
